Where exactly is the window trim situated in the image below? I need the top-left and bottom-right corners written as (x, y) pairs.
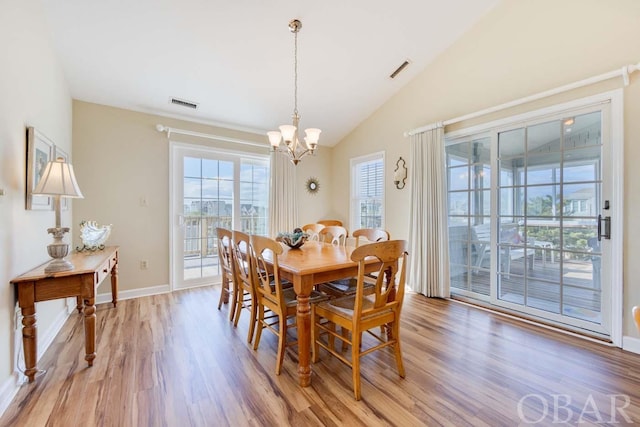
top-left (349, 151), bottom-right (385, 231)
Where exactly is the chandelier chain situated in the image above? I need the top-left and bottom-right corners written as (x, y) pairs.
top-left (293, 29), bottom-right (298, 116)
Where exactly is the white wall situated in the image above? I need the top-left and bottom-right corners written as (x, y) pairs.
top-left (0, 0), bottom-right (74, 412)
top-left (331, 0), bottom-right (640, 337)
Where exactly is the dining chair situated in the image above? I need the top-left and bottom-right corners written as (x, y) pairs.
top-left (312, 240), bottom-right (408, 400)
top-left (352, 228), bottom-right (390, 247)
top-left (317, 228), bottom-right (389, 299)
top-left (250, 234), bottom-right (328, 375)
top-left (302, 223), bottom-right (325, 241)
top-left (230, 230), bottom-right (258, 343)
top-left (216, 228), bottom-right (236, 320)
top-left (317, 219), bottom-right (342, 227)
top-left (319, 225), bottom-right (348, 246)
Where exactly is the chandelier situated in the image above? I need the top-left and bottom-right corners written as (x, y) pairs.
top-left (267, 19), bottom-right (321, 166)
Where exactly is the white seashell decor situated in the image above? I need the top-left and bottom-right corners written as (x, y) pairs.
top-left (76, 220), bottom-right (112, 251)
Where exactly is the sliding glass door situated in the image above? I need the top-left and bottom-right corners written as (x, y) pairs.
top-left (171, 143), bottom-right (269, 290)
top-left (446, 96), bottom-right (619, 338)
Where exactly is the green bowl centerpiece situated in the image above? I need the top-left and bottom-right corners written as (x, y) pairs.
top-left (276, 228), bottom-right (309, 249)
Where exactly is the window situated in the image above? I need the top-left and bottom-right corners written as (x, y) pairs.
top-left (351, 152), bottom-right (384, 229)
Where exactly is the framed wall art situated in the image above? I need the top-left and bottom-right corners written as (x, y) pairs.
top-left (26, 126), bottom-right (54, 210)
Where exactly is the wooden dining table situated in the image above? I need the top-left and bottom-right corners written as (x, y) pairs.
top-left (264, 240), bottom-right (383, 387)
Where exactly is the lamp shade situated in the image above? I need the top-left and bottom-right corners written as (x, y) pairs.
top-left (267, 131), bottom-right (282, 148)
top-left (304, 128), bottom-right (321, 149)
top-left (32, 157), bottom-right (84, 198)
top-left (279, 125), bottom-right (296, 142)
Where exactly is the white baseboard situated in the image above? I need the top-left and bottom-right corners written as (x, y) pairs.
top-left (622, 335), bottom-right (640, 354)
top-left (0, 373), bottom-right (20, 420)
top-left (96, 284), bottom-right (170, 305)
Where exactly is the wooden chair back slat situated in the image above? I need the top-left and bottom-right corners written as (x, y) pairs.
top-left (302, 223), bottom-right (325, 241)
top-left (352, 228), bottom-right (390, 247)
top-left (319, 225), bottom-right (348, 246)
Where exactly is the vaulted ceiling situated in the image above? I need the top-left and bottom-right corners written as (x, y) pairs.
top-left (39, 0), bottom-right (500, 145)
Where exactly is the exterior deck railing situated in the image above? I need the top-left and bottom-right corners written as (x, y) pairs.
top-left (183, 215), bottom-right (267, 256)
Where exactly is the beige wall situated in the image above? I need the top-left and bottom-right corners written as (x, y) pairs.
top-left (0, 0), bottom-right (73, 403)
top-left (331, 0), bottom-right (640, 336)
top-left (73, 101), bottom-right (333, 293)
top-left (296, 148), bottom-right (337, 225)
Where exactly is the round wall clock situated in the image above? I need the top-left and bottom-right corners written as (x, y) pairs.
top-left (305, 177), bottom-right (320, 194)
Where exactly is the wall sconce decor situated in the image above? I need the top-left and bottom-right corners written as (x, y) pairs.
top-left (394, 157), bottom-right (407, 189)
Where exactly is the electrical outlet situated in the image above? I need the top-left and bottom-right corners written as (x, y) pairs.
top-left (140, 260), bottom-right (148, 270)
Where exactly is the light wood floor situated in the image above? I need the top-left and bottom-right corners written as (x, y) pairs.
top-left (3, 286), bottom-right (640, 426)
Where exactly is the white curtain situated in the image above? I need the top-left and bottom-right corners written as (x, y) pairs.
top-left (408, 126), bottom-right (450, 297)
top-left (269, 152), bottom-right (298, 236)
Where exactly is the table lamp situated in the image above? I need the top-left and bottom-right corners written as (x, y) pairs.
top-left (32, 157), bottom-right (84, 273)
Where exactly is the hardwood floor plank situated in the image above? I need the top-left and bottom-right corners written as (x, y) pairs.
top-left (3, 286), bottom-right (640, 426)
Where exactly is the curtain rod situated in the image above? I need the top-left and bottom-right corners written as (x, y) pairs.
top-left (404, 61), bottom-right (640, 137)
top-left (156, 124), bottom-right (268, 149)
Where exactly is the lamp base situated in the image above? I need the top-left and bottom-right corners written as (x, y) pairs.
top-left (45, 228), bottom-right (74, 273)
top-left (44, 255), bottom-right (74, 273)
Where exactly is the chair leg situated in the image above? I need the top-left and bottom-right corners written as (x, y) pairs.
top-left (253, 304), bottom-right (264, 351)
top-left (247, 293), bottom-right (257, 344)
top-left (340, 327), bottom-right (349, 353)
top-left (228, 280), bottom-right (237, 322)
top-left (218, 277), bottom-right (228, 310)
top-left (352, 328), bottom-right (362, 401)
top-left (328, 322), bottom-right (336, 352)
top-left (392, 320), bottom-right (405, 378)
top-left (233, 289), bottom-right (243, 326)
top-left (275, 314), bottom-right (287, 375)
top-left (312, 309), bottom-right (319, 363)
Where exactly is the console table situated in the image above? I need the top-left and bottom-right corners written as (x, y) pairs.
top-left (10, 246), bottom-right (119, 382)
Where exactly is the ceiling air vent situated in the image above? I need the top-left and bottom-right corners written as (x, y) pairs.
top-left (389, 60), bottom-right (410, 79)
top-left (170, 97), bottom-right (199, 110)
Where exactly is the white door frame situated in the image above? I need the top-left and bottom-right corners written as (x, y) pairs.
top-left (446, 89), bottom-right (624, 346)
top-left (169, 141), bottom-right (270, 291)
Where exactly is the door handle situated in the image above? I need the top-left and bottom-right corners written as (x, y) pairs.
top-left (597, 214), bottom-right (611, 241)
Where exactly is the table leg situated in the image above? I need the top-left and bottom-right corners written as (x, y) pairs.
top-left (110, 262), bottom-right (119, 307)
top-left (294, 275), bottom-right (313, 387)
top-left (296, 293), bottom-right (311, 387)
top-left (76, 296), bottom-right (83, 313)
top-left (21, 304), bottom-right (38, 382)
top-left (83, 295), bottom-right (97, 367)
